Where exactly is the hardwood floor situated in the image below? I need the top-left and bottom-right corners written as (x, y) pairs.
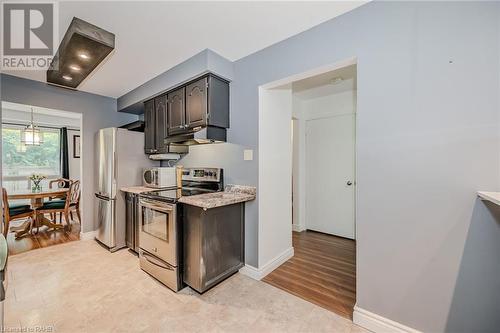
top-left (263, 230), bottom-right (356, 319)
top-left (7, 217), bottom-right (80, 256)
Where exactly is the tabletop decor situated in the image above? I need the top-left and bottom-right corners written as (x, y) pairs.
top-left (28, 174), bottom-right (46, 191)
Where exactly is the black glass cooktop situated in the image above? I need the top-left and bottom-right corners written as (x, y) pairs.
top-left (140, 187), bottom-right (215, 203)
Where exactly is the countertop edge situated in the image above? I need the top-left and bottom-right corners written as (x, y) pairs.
top-left (178, 193), bottom-right (256, 209)
top-left (477, 191), bottom-right (500, 206)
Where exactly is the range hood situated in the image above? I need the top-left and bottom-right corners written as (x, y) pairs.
top-left (165, 126), bottom-right (226, 146)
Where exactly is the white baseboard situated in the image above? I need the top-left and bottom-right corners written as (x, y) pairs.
top-left (80, 230), bottom-right (97, 240)
top-left (239, 264), bottom-right (262, 280)
top-left (239, 247), bottom-right (294, 280)
top-left (292, 224), bottom-right (306, 232)
top-left (353, 305), bottom-right (421, 333)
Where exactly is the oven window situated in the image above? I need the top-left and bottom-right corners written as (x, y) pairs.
top-left (142, 207), bottom-right (169, 241)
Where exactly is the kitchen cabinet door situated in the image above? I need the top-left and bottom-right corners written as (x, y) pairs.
top-left (154, 94), bottom-right (168, 151)
top-left (207, 75), bottom-right (230, 128)
top-left (143, 99), bottom-right (156, 153)
top-left (185, 77), bottom-right (207, 129)
top-left (167, 87), bottom-right (185, 136)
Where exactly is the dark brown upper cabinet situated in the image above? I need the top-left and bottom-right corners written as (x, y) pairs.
top-left (143, 73), bottom-right (229, 153)
top-left (185, 77), bottom-right (208, 130)
top-left (154, 95), bottom-right (168, 151)
top-left (167, 74), bottom-right (229, 136)
top-left (204, 75), bottom-right (230, 129)
top-left (143, 94), bottom-right (168, 154)
top-left (167, 87), bottom-right (186, 136)
top-left (143, 99), bottom-right (155, 154)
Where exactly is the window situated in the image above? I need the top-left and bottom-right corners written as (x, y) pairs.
top-left (2, 125), bottom-right (61, 192)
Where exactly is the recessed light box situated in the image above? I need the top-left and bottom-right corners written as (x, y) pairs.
top-left (47, 17), bottom-right (115, 89)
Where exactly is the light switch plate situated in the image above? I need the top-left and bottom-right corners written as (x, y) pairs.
top-left (244, 149), bottom-right (253, 161)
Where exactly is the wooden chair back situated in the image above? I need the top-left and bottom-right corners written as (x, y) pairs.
top-left (2, 188), bottom-right (9, 221)
top-left (66, 180), bottom-right (81, 209)
top-left (49, 178), bottom-right (72, 189)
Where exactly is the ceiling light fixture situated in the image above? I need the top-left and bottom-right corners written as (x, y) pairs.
top-left (47, 17), bottom-right (115, 89)
top-left (21, 107), bottom-right (43, 146)
top-left (78, 53), bottom-right (90, 60)
top-left (330, 77), bottom-right (343, 84)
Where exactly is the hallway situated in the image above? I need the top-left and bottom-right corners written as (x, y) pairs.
top-left (263, 231), bottom-right (356, 319)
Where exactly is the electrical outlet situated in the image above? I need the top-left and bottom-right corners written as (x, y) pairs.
top-left (243, 149), bottom-right (253, 161)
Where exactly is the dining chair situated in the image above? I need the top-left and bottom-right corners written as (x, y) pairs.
top-left (48, 178), bottom-right (73, 223)
top-left (2, 188), bottom-right (35, 237)
top-left (37, 180), bottom-right (81, 229)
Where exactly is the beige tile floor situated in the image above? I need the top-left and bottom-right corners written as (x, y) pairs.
top-left (5, 240), bottom-right (369, 333)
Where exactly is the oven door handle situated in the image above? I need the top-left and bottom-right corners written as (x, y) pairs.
top-left (142, 252), bottom-right (175, 271)
top-left (140, 200), bottom-right (174, 213)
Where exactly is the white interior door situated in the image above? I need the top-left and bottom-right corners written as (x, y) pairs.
top-left (306, 114), bottom-right (355, 239)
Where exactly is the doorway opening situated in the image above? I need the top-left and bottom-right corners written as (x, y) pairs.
top-left (259, 61), bottom-right (357, 319)
top-left (1, 101), bottom-right (83, 255)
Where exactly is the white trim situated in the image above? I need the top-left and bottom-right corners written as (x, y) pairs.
top-left (80, 230), bottom-right (97, 241)
top-left (2, 101), bottom-right (82, 119)
top-left (353, 305), bottom-right (422, 333)
top-left (261, 57), bottom-right (357, 90)
top-left (240, 247), bottom-right (294, 280)
top-left (292, 224), bottom-right (306, 232)
top-left (239, 264), bottom-right (262, 280)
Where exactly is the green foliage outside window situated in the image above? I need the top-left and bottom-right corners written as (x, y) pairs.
top-left (2, 127), bottom-right (61, 177)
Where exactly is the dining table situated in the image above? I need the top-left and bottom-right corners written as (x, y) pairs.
top-left (8, 187), bottom-right (69, 238)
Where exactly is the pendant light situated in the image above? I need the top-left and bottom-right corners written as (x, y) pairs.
top-left (21, 107), bottom-right (43, 146)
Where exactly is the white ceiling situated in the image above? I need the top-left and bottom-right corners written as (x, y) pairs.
top-left (3, 1), bottom-right (366, 98)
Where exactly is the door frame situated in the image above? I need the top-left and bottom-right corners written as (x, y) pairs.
top-left (257, 56), bottom-right (358, 279)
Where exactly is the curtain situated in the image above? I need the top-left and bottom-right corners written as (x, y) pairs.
top-left (60, 127), bottom-right (69, 184)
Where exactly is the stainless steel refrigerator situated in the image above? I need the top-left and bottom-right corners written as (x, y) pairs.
top-left (94, 127), bottom-right (155, 252)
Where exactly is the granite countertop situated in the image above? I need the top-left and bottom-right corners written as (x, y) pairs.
top-left (178, 184), bottom-right (256, 209)
top-left (477, 191), bottom-right (500, 206)
top-left (120, 186), bottom-right (158, 194)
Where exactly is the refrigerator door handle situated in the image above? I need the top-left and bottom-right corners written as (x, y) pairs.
top-left (95, 193), bottom-right (114, 201)
top-left (112, 151), bottom-right (117, 198)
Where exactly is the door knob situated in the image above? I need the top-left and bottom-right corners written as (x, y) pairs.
top-left (347, 181), bottom-right (353, 186)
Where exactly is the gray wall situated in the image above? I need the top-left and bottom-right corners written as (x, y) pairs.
top-left (226, 1), bottom-right (499, 332)
top-left (0, 74), bottom-right (137, 232)
top-left (117, 49), bottom-right (234, 112)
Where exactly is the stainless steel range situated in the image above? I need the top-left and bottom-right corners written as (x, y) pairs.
top-left (138, 167), bottom-right (223, 291)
